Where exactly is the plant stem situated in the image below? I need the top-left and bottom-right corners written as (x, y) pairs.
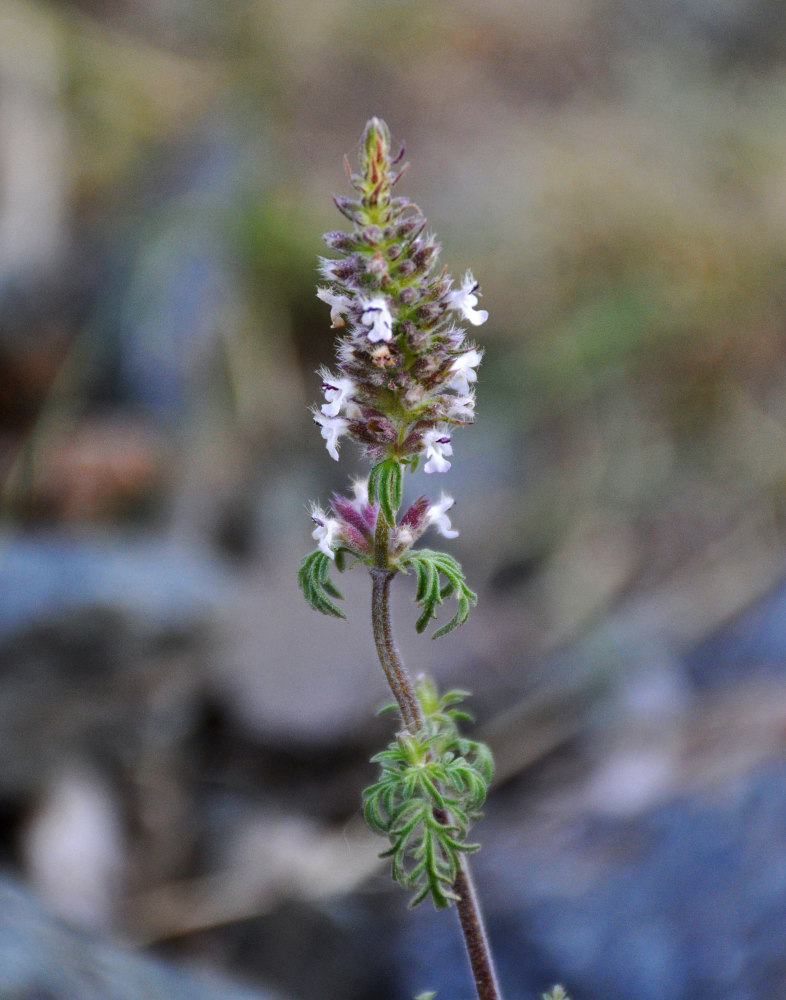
top-left (370, 566), bottom-right (424, 731)
top-left (452, 860), bottom-right (502, 1000)
top-left (369, 520), bottom-right (503, 1000)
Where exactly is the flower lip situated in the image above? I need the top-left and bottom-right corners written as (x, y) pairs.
top-left (313, 410), bottom-right (350, 461)
top-left (446, 393), bottom-right (475, 423)
top-left (448, 348), bottom-right (482, 395)
top-left (310, 505), bottom-right (342, 559)
top-left (450, 270), bottom-right (488, 327)
top-left (422, 426), bottom-right (453, 474)
top-left (424, 492), bottom-right (459, 539)
top-left (360, 296), bottom-right (394, 343)
top-left (317, 286), bottom-right (352, 329)
top-left (320, 371), bottom-right (356, 418)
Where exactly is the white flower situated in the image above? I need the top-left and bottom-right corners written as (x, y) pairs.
top-left (448, 348), bottom-right (482, 395)
top-left (350, 478), bottom-right (369, 507)
top-left (449, 271), bottom-right (488, 326)
top-left (310, 506), bottom-right (342, 559)
top-left (319, 370), bottom-right (356, 417)
top-left (316, 286), bottom-right (351, 328)
top-left (313, 411), bottom-right (350, 461)
top-left (422, 427), bottom-right (453, 474)
top-left (360, 296), bottom-right (394, 343)
top-left (424, 493), bottom-right (459, 539)
top-left (395, 525), bottom-right (416, 549)
top-left (446, 393), bottom-right (475, 423)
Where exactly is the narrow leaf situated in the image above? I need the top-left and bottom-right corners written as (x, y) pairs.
top-left (297, 550), bottom-right (346, 619)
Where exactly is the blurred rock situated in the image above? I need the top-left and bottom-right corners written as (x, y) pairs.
top-left (0, 873), bottom-right (275, 1000)
top-left (0, 1), bottom-right (68, 283)
top-left (13, 417), bottom-right (170, 523)
top-left (22, 765), bottom-right (125, 930)
top-left (125, 809), bottom-right (381, 945)
top-left (391, 753), bottom-right (786, 1000)
top-left (0, 531), bottom-right (230, 640)
top-left (211, 550), bottom-right (485, 750)
top-left (687, 574), bottom-right (786, 691)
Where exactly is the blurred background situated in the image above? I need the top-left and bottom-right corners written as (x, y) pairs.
top-left (2, 0), bottom-right (786, 997)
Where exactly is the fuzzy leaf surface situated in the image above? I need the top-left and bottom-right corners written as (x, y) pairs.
top-left (368, 459), bottom-right (403, 526)
top-left (297, 549), bottom-right (346, 619)
top-left (399, 548), bottom-right (477, 637)
top-left (362, 684), bottom-right (493, 909)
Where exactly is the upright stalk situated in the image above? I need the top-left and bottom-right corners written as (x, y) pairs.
top-left (371, 522), bottom-right (502, 1000)
top-left (370, 566), bottom-right (423, 730)
top-left (452, 860), bottom-right (502, 1000)
top-left (299, 117), bottom-right (501, 1000)
top-left (370, 516), bottom-right (423, 731)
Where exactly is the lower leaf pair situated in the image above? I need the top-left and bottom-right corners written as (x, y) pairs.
top-left (363, 685), bottom-right (492, 909)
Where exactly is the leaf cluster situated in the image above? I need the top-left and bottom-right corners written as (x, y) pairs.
top-left (363, 682), bottom-right (493, 908)
top-left (399, 549), bottom-right (477, 637)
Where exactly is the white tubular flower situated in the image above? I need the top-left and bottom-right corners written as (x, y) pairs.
top-left (310, 506), bottom-right (342, 559)
top-left (446, 393), bottom-right (476, 423)
top-left (425, 493), bottom-right (459, 539)
top-left (448, 348), bottom-right (483, 396)
top-left (360, 296), bottom-right (394, 342)
top-left (317, 286), bottom-right (352, 328)
top-left (313, 411), bottom-right (350, 461)
top-left (422, 427), bottom-right (453, 474)
top-left (320, 370), bottom-right (356, 417)
top-left (450, 271), bottom-right (488, 326)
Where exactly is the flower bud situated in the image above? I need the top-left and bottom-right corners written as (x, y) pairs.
top-left (323, 231), bottom-right (355, 252)
top-left (361, 117), bottom-right (391, 172)
top-left (333, 195), bottom-right (359, 221)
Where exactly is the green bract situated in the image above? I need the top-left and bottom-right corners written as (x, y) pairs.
top-left (368, 458), bottom-right (403, 527)
top-left (297, 550), bottom-right (345, 619)
top-left (398, 548), bottom-right (478, 637)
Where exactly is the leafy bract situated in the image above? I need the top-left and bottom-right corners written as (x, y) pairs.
top-left (297, 550), bottom-right (346, 619)
top-left (399, 548), bottom-right (477, 637)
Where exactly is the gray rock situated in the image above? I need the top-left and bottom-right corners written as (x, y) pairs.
top-left (0, 873), bottom-right (276, 1000)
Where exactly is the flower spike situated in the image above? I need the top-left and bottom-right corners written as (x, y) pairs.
top-left (308, 120), bottom-right (485, 472)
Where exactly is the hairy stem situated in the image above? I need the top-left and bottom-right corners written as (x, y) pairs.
top-left (452, 861), bottom-right (502, 1000)
top-left (370, 516), bottom-right (424, 730)
top-left (369, 518), bottom-right (503, 1000)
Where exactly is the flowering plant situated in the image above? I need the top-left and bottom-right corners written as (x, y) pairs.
top-left (298, 118), bottom-right (501, 1000)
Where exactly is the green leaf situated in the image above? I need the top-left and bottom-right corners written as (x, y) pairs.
top-left (297, 550), bottom-right (346, 619)
top-left (368, 459), bottom-right (403, 526)
top-left (399, 549), bottom-right (477, 637)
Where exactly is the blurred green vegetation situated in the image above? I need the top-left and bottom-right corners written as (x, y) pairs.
top-left (2, 0), bottom-right (786, 617)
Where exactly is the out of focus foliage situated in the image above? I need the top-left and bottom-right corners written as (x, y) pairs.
top-left (3, 0), bottom-right (786, 615)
